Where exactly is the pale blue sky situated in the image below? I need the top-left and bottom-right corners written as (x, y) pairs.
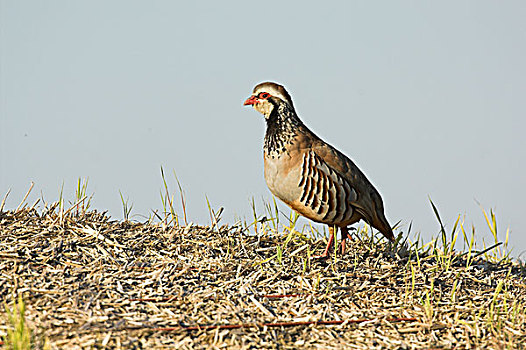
top-left (1, 1), bottom-right (525, 255)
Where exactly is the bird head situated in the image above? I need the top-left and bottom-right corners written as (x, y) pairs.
top-left (243, 82), bottom-right (295, 119)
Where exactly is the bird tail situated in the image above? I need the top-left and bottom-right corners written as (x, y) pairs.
top-left (376, 219), bottom-right (395, 242)
top-left (372, 198), bottom-right (395, 242)
top-left (356, 207), bottom-right (395, 242)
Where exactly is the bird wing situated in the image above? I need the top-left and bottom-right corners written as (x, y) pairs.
top-left (308, 138), bottom-right (394, 240)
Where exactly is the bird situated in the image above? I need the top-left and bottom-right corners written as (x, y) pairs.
top-left (243, 82), bottom-right (395, 257)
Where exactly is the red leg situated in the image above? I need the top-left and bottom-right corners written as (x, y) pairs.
top-left (313, 226), bottom-right (335, 258)
top-left (340, 226), bottom-right (349, 255)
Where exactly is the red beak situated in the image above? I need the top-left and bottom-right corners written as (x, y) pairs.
top-left (243, 95), bottom-right (258, 106)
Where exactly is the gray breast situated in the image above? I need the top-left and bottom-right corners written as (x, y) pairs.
top-left (264, 153), bottom-right (303, 205)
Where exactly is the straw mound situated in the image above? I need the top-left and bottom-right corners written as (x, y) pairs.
top-left (1, 208), bottom-right (525, 349)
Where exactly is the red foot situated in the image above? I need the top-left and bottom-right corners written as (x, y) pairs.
top-left (312, 226), bottom-right (350, 258)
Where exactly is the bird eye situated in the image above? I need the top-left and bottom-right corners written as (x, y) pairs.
top-left (259, 92), bottom-right (270, 99)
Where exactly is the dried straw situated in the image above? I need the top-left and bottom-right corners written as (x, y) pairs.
top-left (1, 207), bottom-right (525, 349)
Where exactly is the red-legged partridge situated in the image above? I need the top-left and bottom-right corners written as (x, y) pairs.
top-left (244, 82), bottom-right (395, 257)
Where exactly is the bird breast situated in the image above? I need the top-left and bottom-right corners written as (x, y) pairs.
top-left (264, 152), bottom-right (303, 206)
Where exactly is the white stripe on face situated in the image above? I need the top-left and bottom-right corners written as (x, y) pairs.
top-left (253, 85), bottom-right (292, 107)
